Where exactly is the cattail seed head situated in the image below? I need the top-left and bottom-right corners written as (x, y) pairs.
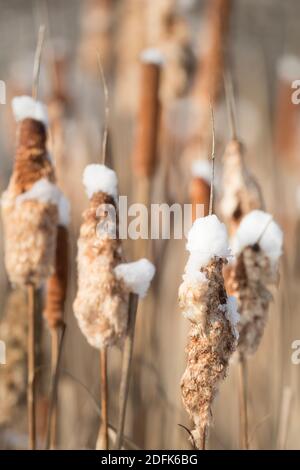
top-left (179, 215), bottom-right (239, 448)
top-left (73, 165), bottom-right (129, 349)
top-left (1, 96), bottom-right (60, 287)
top-left (220, 139), bottom-right (264, 235)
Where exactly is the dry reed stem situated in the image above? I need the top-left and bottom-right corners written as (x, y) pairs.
top-left (238, 353), bottom-right (249, 450)
top-left (45, 323), bottom-right (66, 450)
top-left (95, 348), bottom-right (109, 450)
top-left (49, 327), bottom-right (59, 449)
top-left (115, 293), bottom-right (139, 450)
top-left (132, 61), bottom-right (161, 179)
top-left (27, 285), bottom-right (36, 450)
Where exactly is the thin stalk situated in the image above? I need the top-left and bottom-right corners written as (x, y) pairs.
top-left (200, 426), bottom-right (207, 450)
top-left (49, 327), bottom-right (59, 449)
top-left (32, 25), bottom-right (46, 100)
top-left (45, 323), bottom-right (66, 450)
top-left (238, 353), bottom-right (249, 450)
top-left (209, 102), bottom-right (215, 217)
top-left (27, 285), bottom-right (36, 450)
top-left (96, 348), bottom-right (109, 450)
top-left (115, 293), bottom-right (139, 450)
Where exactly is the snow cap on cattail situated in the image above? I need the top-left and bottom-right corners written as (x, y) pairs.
top-left (12, 95), bottom-right (49, 127)
top-left (232, 210), bottom-right (283, 269)
top-left (114, 258), bottom-right (156, 298)
top-left (83, 164), bottom-right (118, 201)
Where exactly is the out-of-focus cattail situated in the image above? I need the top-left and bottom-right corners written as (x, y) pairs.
top-left (228, 210), bottom-right (283, 356)
top-left (179, 215), bottom-right (239, 449)
top-left (1, 96), bottom-right (62, 287)
top-left (78, 0), bottom-right (114, 76)
top-left (132, 50), bottom-right (163, 179)
top-left (146, 0), bottom-right (194, 104)
top-left (274, 55), bottom-right (300, 167)
top-left (183, 0), bottom-right (232, 164)
top-left (44, 224), bottom-right (69, 331)
top-left (0, 289), bottom-right (27, 425)
top-left (73, 164), bottom-right (129, 349)
top-left (115, 0), bottom-right (146, 114)
top-left (220, 139), bottom-right (264, 236)
top-left (190, 160), bottom-right (211, 221)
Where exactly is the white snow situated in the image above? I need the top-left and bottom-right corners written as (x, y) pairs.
top-left (12, 95), bottom-right (48, 127)
top-left (141, 48), bottom-right (165, 66)
top-left (191, 159), bottom-right (211, 185)
top-left (277, 55), bottom-right (300, 82)
top-left (16, 178), bottom-right (61, 206)
top-left (58, 193), bottom-right (70, 226)
top-left (114, 258), bottom-right (156, 298)
top-left (83, 164), bottom-right (118, 200)
top-left (223, 296), bottom-right (240, 339)
top-left (185, 215), bottom-right (230, 272)
top-left (232, 210), bottom-right (283, 267)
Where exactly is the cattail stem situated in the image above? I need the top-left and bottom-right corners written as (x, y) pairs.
top-left (27, 284), bottom-right (36, 450)
top-left (238, 354), bottom-right (249, 450)
top-left (115, 293), bottom-right (139, 450)
top-left (49, 327), bottom-right (59, 449)
top-left (45, 324), bottom-right (66, 450)
top-left (96, 348), bottom-right (109, 450)
top-left (200, 426), bottom-right (207, 450)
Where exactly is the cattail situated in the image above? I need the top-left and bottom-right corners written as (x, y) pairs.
top-left (183, 0), bottom-right (232, 164)
top-left (44, 219), bottom-right (69, 330)
top-left (190, 160), bottom-right (211, 221)
top-left (179, 215), bottom-right (239, 449)
top-left (227, 210), bottom-right (283, 356)
top-left (73, 164), bottom-right (129, 349)
top-left (78, 0), bottom-right (114, 76)
top-left (132, 50), bottom-right (163, 179)
top-left (274, 55), bottom-right (300, 166)
top-left (115, 0), bottom-right (146, 114)
top-left (220, 139), bottom-right (264, 236)
top-left (146, 0), bottom-right (194, 104)
top-left (1, 96), bottom-right (62, 287)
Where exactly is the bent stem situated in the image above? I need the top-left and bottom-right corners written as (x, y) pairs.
top-left (27, 285), bottom-right (36, 450)
top-left (115, 293), bottom-right (139, 450)
top-left (238, 353), bottom-right (249, 450)
top-left (96, 347), bottom-right (109, 450)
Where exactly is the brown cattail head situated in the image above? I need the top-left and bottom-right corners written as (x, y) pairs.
top-left (179, 215), bottom-right (238, 448)
top-left (226, 210), bottom-right (283, 357)
top-left (2, 97), bottom-right (59, 287)
top-left (190, 177), bottom-right (210, 221)
top-left (220, 138), bottom-right (264, 235)
top-left (74, 165), bottom-right (129, 349)
top-left (8, 118), bottom-right (55, 197)
top-left (132, 56), bottom-right (162, 178)
top-left (194, 0), bottom-right (232, 105)
top-left (179, 257), bottom-right (237, 448)
top-left (44, 225), bottom-right (69, 330)
top-left (227, 246), bottom-right (272, 356)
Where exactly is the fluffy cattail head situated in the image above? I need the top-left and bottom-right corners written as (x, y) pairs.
top-left (220, 138), bottom-right (264, 235)
top-left (179, 215), bottom-right (239, 447)
top-left (229, 210), bottom-right (283, 356)
top-left (73, 164), bottom-right (129, 349)
top-left (1, 97), bottom-right (60, 287)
